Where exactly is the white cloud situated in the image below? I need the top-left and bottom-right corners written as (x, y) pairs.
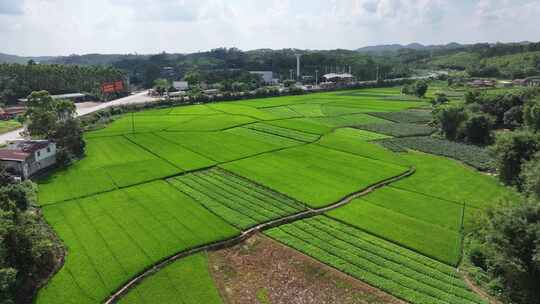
top-left (0, 0), bottom-right (539, 56)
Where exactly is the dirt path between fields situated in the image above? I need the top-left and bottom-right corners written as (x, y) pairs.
top-left (210, 234), bottom-right (406, 304)
top-left (103, 167), bottom-right (415, 303)
top-left (462, 273), bottom-right (502, 304)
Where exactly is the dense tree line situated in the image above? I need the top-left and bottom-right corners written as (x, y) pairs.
top-left (112, 48), bottom-right (411, 89)
top-left (0, 170), bottom-right (62, 303)
top-left (431, 86), bottom-right (540, 303)
top-left (0, 63), bottom-right (126, 104)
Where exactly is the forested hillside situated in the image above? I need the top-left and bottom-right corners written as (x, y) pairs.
top-left (0, 63), bottom-right (126, 103)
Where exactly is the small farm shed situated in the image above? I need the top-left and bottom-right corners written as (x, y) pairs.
top-left (0, 140), bottom-right (57, 179)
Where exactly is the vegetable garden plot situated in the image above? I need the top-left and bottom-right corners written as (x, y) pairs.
top-left (355, 123), bottom-right (436, 137)
top-left (126, 132), bottom-right (216, 171)
top-left (222, 144), bottom-right (408, 208)
top-left (265, 216), bottom-right (486, 304)
top-left (156, 130), bottom-right (295, 163)
top-left (378, 136), bottom-right (494, 171)
top-left (316, 128), bottom-right (408, 167)
top-left (326, 193), bottom-right (462, 265)
top-left (243, 122), bottom-right (320, 142)
top-left (118, 253), bottom-right (223, 304)
top-left (165, 114), bottom-right (256, 131)
top-left (168, 168), bottom-right (307, 229)
top-left (368, 110), bottom-right (433, 124)
top-left (207, 103), bottom-right (278, 120)
top-left (37, 181), bottom-right (238, 304)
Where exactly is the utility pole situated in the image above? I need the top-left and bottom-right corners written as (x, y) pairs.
top-left (289, 69), bottom-right (293, 81)
top-left (376, 65), bottom-right (380, 81)
top-left (315, 70), bottom-right (319, 86)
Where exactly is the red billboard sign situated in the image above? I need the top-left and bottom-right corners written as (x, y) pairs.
top-left (114, 80), bottom-right (124, 91)
top-left (101, 80), bottom-right (125, 94)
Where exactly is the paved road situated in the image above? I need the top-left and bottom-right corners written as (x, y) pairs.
top-left (0, 91), bottom-right (155, 145)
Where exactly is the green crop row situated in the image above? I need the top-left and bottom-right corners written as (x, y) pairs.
top-left (118, 253), bottom-right (223, 304)
top-left (244, 122), bottom-right (320, 142)
top-left (368, 109), bottom-right (433, 124)
top-left (378, 136), bottom-right (495, 171)
top-left (37, 181), bottom-right (238, 304)
top-left (169, 168), bottom-right (307, 229)
top-left (265, 217), bottom-right (486, 304)
top-left (356, 122), bottom-right (436, 137)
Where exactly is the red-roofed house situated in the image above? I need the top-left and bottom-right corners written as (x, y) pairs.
top-left (0, 140), bottom-right (56, 179)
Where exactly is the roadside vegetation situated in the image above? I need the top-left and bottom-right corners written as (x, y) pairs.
top-left (0, 167), bottom-right (63, 304)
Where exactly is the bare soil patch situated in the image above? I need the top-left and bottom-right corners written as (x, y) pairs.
top-left (209, 233), bottom-right (405, 304)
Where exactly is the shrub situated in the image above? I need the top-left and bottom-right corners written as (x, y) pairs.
top-left (491, 131), bottom-right (540, 186)
top-left (462, 114), bottom-right (494, 145)
top-left (520, 152), bottom-right (540, 199)
top-left (523, 98), bottom-right (540, 132)
top-left (434, 104), bottom-right (467, 140)
top-left (503, 106), bottom-right (524, 129)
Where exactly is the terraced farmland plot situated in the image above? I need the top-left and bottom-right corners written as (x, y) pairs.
top-left (156, 130), bottom-right (296, 163)
top-left (265, 117), bottom-right (333, 135)
top-left (169, 168), bottom-right (307, 229)
top-left (330, 99), bottom-right (427, 113)
top-left (265, 217), bottom-right (486, 304)
top-left (224, 126), bottom-right (303, 147)
top-left (356, 122), bottom-right (436, 137)
top-left (222, 144), bottom-right (409, 207)
top-left (327, 189), bottom-right (463, 265)
top-left (391, 152), bottom-right (518, 211)
top-left (125, 132), bottom-right (216, 170)
top-left (38, 136), bottom-right (179, 204)
top-left (85, 115), bottom-right (198, 138)
top-left (368, 110), bottom-right (433, 124)
top-left (287, 103), bottom-right (325, 117)
top-left (168, 104), bottom-right (222, 115)
top-left (243, 122), bottom-right (320, 142)
top-left (37, 181), bottom-right (238, 304)
top-left (378, 136), bottom-right (494, 171)
top-left (118, 253), bottom-right (223, 304)
top-left (165, 114), bottom-right (256, 131)
top-left (259, 106), bottom-right (304, 118)
top-left (311, 113), bottom-right (389, 128)
top-left (207, 103), bottom-right (278, 120)
top-left (316, 128), bottom-right (408, 167)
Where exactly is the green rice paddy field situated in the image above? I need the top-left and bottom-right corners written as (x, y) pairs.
top-left (36, 87), bottom-right (516, 304)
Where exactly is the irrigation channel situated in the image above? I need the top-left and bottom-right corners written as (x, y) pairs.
top-left (103, 167), bottom-right (416, 303)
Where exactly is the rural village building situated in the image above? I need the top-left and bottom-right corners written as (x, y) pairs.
top-left (0, 140), bottom-right (57, 179)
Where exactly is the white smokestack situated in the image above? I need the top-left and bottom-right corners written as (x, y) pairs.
top-left (295, 54), bottom-right (301, 80)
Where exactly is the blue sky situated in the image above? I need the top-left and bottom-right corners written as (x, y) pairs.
top-left (0, 0), bottom-right (539, 56)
